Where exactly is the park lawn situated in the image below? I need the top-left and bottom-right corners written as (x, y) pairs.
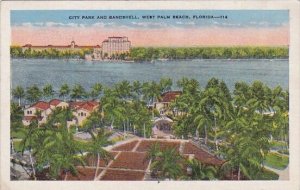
top-left (264, 152), bottom-right (289, 170)
top-left (270, 140), bottom-right (287, 149)
top-left (11, 128), bottom-right (28, 139)
top-left (251, 168), bottom-right (279, 180)
top-left (13, 140), bottom-right (24, 152)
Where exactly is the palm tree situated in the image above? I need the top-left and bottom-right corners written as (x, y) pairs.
top-left (71, 84), bottom-right (86, 101)
top-left (26, 85), bottom-right (42, 103)
top-left (90, 83), bottom-right (103, 100)
top-left (87, 129), bottom-right (113, 180)
top-left (186, 159), bottom-right (217, 180)
top-left (159, 77), bottom-right (173, 93)
top-left (59, 83), bottom-right (70, 101)
top-left (42, 84), bottom-right (54, 100)
top-left (149, 147), bottom-right (183, 180)
top-left (33, 108), bottom-right (85, 180)
top-left (20, 120), bottom-right (39, 180)
top-left (132, 80), bottom-right (142, 100)
top-left (12, 86), bottom-right (25, 106)
top-left (114, 80), bottom-right (131, 100)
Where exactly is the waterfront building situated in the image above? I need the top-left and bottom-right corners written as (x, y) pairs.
top-left (102, 36), bottom-right (131, 58)
top-left (22, 99), bottom-right (99, 127)
top-left (21, 41), bottom-right (101, 52)
top-left (154, 91), bottom-right (182, 115)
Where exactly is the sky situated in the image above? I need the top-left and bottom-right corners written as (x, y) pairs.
top-left (11, 10), bottom-right (289, 47)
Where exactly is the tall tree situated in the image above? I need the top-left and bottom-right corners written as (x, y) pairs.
top-left (90, 83), bottom-right (103, 100)
top-left (59, 83), bottom-right (70, 101)
top-left (26, 85), bottom-right (42, 103)
top-left (12, 86), bottom-right (25, 106)
top-left (71, 84), bottom-right (86, 101)
top-left (87, 129), bottom-right (113, 180)
top-left (42, 84), bottom-right (55, 100)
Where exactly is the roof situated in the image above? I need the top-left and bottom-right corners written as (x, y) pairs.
top-left (31, 101), bottom-right (50, 110)
top-left (49, 99), bottom-right (62, 106)
top-left (69, 101), bottom-right (99, 112)
top-left (22, 44), bottom-right (100, 48)
top-left (64, 138), bottom-right (224, 181)
top-left (160, 91), bottom-right (182, 102)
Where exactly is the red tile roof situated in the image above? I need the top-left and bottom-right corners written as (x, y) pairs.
top-left (32, 101), bottom-right (50, 110)
top-left (160, 91), bottom-right (182, 102)
top-left (69, 101), bottom-right (99, 112)
top-left (49, 99), bottom-right (62, 106)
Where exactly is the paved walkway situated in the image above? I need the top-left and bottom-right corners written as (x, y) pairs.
top-left (264, 165), bottom-right (289, 180)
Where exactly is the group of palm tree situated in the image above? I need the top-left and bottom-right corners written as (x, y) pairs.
top-left (169, 77), bottom-right (289, 180)
top-left (11, 77), bottom-right (288, 180)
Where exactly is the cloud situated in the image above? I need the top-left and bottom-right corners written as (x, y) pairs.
top-left (130, 21), bottom-right (169, 28)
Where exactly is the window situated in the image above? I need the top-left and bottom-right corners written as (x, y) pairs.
top-left (27, 111), bottom-right (29, 114)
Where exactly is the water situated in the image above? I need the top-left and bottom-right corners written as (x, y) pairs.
top-left (11, 59), bottom-right (288, 92)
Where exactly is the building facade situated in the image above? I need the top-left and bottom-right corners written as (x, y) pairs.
top-left (21, 41), bottom-right (101, 52)
top-left (102, 37), bottom-right (131, 58)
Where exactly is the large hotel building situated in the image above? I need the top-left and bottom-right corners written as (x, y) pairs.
top-left (102, 36), bottom-right (131, 57)
top-left (21, 36), bottom-right (131, 59)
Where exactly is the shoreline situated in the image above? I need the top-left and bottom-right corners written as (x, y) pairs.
top-left (10, 58), bottom-right (289, 62)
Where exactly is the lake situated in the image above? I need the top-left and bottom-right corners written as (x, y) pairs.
top-left (11, 59), bottom-right (289, 92)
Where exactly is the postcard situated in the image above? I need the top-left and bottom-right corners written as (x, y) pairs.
top-left (1, 1), bottom-right (300, 190)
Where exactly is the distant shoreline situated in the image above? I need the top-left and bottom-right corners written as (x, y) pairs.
top-left (10, 58), bottom-right (289, 62)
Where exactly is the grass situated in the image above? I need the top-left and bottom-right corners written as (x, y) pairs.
top-left (270, 140), bottom-right (288, 149)
top-left (12, 140), bottom-right (24, 152)
top-left (264, 152), bottom-right (289, 170)
top-left (11, 128), bottom-right (28, 139)
top-left (251, 168), bottom-right (279, 180)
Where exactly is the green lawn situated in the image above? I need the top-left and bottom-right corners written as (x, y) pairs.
top-left (270, 140), bottom-right (288, 149)
top-left (11, 128), bottom-right (28, 139)
top-left (251, 168), bottom-right (279, 180)
top-left (264, 152), bottom-right (289, 170)
top-left (12, 140), bottom-right (24, 152)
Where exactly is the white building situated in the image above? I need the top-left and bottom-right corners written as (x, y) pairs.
top-left (102, 36), bottom-right (131, 58)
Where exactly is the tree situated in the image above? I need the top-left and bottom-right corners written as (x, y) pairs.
top-left (132, 80), bottom-right (142, 100)
top-left (12, 86), bottom-right (25, 106)
top-left (26, 85), bottom-right (42, 103)
top-left (33, 108), bottom-right (85, 180)
top-left (87, 129), bottom-right (113, 180)
top-left (90, 83), bottom-right (103, 100)
top-left (59, 83), bottom-right (70, 101)
top-left (20, 120), bottom-right (40, 180)
top-left (159, 77), bottom-right (173, 93)
top-left (149, 146), bottom-right (183, 180)
top-left (186, 159), bottom-right (217, 180)
top-left (71, 84), bottom-right (86, 101)
top-left (42, 84), bottom-right (54, 100)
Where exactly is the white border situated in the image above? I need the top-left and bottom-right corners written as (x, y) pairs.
top-left (1, 1), bottom-right (300, 190)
